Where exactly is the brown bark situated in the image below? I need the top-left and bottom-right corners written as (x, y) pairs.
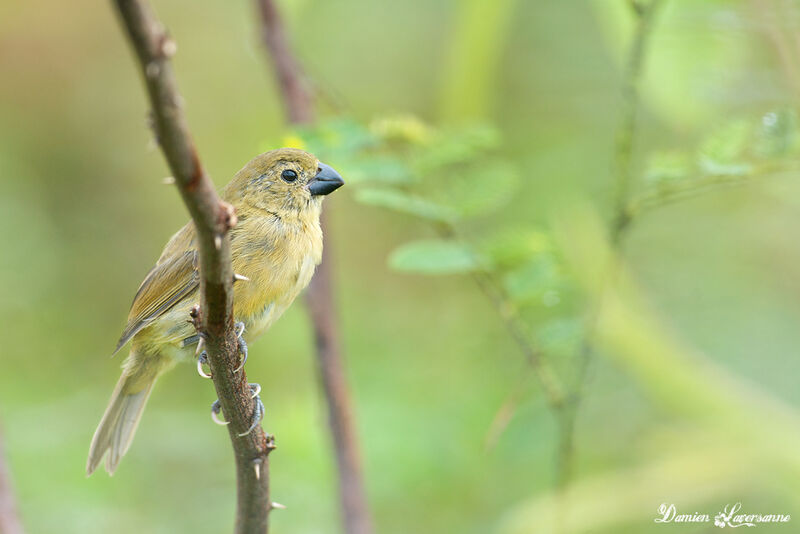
top-left (255, 2), bottom-right (373, 533)
top-left (112, 1), bottom-right (273, 532)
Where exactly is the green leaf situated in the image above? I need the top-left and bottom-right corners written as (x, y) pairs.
top-left (340, 156), bottom-right (413, 185)
top-left (697, 158), bottom-right (752, 177)
top-left (355, 188), bottom-right (458, 223)
top-left (413, 124), bottom-right (501, 174)
top-left (698, 120), bottom-right (750, 164)
top-left (481, 228), bottom-right (552, 270)
top-left (435, 160), bottom-right (518, 217)
top-left (290, 118), bottom-right (378, 161)
top-left (370, 114), bottom-right (435, 145)
top-left (503, 254), bottom-right (562, 305)
top-left (755, 109), bottom-right (798, 158)
top-left (644, 151), bottom-right (691, 185)
top-left (389, 240), bottom-right (486, 274)
top-left (535, 317), bottom-right (583, 357)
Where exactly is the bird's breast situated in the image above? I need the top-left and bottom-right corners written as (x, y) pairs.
top-left (231, 213), bottom-right (322, 341)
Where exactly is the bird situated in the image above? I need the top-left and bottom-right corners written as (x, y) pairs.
top-left (87, 147), bottom-right (344, 476)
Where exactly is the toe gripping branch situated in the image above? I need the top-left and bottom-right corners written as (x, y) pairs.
top-left (211, 383), bottom-right (265, 437)
top-left (196, 321), bottom-right (248, 379)
top-left (193, 321), bottom-right (263, 436)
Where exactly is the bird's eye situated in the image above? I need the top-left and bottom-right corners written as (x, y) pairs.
top-left (281, 169), bottom-right (298, 183)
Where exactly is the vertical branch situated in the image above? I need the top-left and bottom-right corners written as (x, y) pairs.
top-left (555, 0), bottom-right (665, 500)
top-left (254, 2), bottom-right (373, 534)
top-left (0, 427), bottom-right (24, 534)
top-left (111, 1), bottom-right (273, 532)
top-left (256, 0), bottom-right (313, 124)
top-left (611, 0), bottom-right (664, 241)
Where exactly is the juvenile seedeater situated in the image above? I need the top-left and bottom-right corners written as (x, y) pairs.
top-left (87, 148), bottom-right (343, 475)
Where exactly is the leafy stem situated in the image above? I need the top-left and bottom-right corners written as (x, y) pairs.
top-left (436, 223), bottom-right (566, 408)
top-left (612, 0), bottom-right (664, 242)
top-left (554, 0), bottom-right (665, 515)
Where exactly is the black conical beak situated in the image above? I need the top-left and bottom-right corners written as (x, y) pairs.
top-left (309, 162), bottom-right (344, 196)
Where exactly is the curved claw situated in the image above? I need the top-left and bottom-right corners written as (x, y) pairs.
top-left (211, 399), bottom-right (230, 426)
top-left (249, 383), bottom-right (261, 398)
top-left (238, 395), bottom-right (265, 437)
top-left (197, 352), bottom-right (212, 379)
top-left (234, 322), bottom-right (248, 373)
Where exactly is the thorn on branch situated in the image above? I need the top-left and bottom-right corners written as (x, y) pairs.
top-left (234, 273), bottom-right (250, 282)
top-left (253, 458), bottom-right (263, 480)
top-left (160, 36), bottom-right (177, 58)
top-left (162, 176), bottom-right (175, 185)
top-left (271, 502), bottom-right (287, 510)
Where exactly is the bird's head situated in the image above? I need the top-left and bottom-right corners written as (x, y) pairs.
top-left (225, 148), bottom-right (344, 216)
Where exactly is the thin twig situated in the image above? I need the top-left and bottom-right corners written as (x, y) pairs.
top-left (627, 160), bottom-right (800, 217)
top-left (0, 426), bottom-right (24, 534)
top-left (254, 2), bottom-right (373, 534)
top-left (611, 0), bottom-right (664, 242)
top-left (437, 225), bottom-right (565, 408)
top-left (111, 1), bottom-right (273, 532)
top-left (470, 270), bottom-right (565, 408)
top-left (554, 0), bottom-right (665, 523)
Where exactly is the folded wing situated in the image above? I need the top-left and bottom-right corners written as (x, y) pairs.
top-left (114, 224), bottom-right (199, 354)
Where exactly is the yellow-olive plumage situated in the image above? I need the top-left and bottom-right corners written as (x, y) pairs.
top-left (87, 148), bottom-right (343, 475)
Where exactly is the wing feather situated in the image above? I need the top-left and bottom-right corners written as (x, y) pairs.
top-left (114, 224), bottom-right (199, 354)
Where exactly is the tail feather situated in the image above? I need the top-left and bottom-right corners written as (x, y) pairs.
top-left (86, 373), bottom-right (156, 476)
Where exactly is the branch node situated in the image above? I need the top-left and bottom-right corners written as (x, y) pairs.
top-left (218, 200), bottom-right (238, 230)
top-left (189, 304), bottom-right (202, 329)
top-left (113, 0), bottom-right (271, 528)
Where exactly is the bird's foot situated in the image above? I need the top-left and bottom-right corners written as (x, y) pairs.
top-left (238, 383), bottom-right (265, 437)
top-left (197, 351), bottom-right (212, 379)
top-left (211, 399), bottom-right (229, 426)
top-left (209, 383), bottom-right (265, 436)
top-left (234, 321), bottom-right (248, 372)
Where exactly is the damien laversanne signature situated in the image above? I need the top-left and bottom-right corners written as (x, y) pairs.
top-left (655, 503), bottom-right (790, 528)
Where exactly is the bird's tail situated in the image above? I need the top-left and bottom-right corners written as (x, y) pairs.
top-left (86, 361), bottom-right (159, 476)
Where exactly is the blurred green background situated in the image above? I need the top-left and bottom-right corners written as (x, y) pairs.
top-left (2, 0), bottom-right (800, 532)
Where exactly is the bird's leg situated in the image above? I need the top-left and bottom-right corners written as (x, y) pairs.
top-left (238, 383), bottom-right (265, 437)
top-left (234, 321), bottom-right (248, 372)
